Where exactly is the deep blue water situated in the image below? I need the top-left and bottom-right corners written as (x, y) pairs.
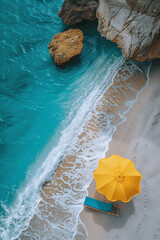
top-left (0, 0), bottom-right (121, 217)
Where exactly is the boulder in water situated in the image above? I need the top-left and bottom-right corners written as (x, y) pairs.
top-left (48, 28), bottom-right (84, 65)
top-left (58, 0), bottom-right (99, 25)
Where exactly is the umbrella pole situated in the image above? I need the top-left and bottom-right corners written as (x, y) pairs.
top-left (104, 195), bottom-right (112, 204)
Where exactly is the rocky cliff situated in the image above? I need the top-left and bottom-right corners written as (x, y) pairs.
top-left (58, 0), bottom-right (99, 25)
top-left (97, 0), bottom-right (160, 62)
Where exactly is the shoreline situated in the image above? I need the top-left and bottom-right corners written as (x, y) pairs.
top-left (19, 59), bottom-right (151, 239)
top-left (80, 60), bottom-right (160, 240)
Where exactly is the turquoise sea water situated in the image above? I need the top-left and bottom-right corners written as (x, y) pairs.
top-left (0, 1), bottom-right (151, 239)
top-left (0, 0), bottom-right (115, 209)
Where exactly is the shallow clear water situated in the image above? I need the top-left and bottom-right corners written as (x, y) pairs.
top-left (0, 0), bottom-right (117, 209)
top-left (18, 59), bottom-right (150, 240)
top-left (0, 0), bottom-right (151, 239)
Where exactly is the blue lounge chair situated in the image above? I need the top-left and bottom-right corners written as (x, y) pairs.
top-left (84, 196), bottom-right (120, 216)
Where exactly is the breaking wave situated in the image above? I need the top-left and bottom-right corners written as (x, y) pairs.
top-left (7, 59), bottom-right (150, 240)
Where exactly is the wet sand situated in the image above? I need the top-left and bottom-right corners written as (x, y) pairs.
top-left (19, 60), bottom-right (151, 239)
top-left (80, 60), bottom-right (160, 240)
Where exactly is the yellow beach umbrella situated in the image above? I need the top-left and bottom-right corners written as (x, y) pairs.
top-left (93, 155), bottom-right (142, 202)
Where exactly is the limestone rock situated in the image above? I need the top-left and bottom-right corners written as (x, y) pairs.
top-left (97, 0), bottom-right (160, 62)
top-left (58, 0), bottom-right (99, 25)
top-left (126, 0), bottom-right (160, 17)
top-left (48, 29), bottom-right (84, 65)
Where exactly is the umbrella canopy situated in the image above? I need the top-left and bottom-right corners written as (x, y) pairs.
top-left (93, 155), bottom-right (142, 202)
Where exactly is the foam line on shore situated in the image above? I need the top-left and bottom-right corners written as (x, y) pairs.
top-left (19, 60), bottom-right (151, 240)
top-left (0, 52), bottom-right (124, 240)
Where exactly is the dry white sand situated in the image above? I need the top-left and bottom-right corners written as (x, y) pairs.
top-left (19, 60), bottom-right (159, 240)
top-left (80, 60), bottom-right (160, 240)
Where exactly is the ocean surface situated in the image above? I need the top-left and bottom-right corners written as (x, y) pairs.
top-left (0, 0), bottom-right (151, 239)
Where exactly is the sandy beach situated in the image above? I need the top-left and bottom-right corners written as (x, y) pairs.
top-left (18, 59), bottom-right (155, 240)
top-left (80, 60), bottom-right (160, 240)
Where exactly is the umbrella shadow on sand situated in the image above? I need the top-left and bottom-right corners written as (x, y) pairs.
top-left (84, 179), bottom-right (136, 231)
top-left (89, 199), bottom-right (135, 231)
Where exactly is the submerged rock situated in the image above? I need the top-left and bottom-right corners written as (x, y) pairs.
top-left (58, 0), bottom-right (99, 25)
top-left (97, 0), bottom-right (160, 62)
top-left (48, 29), bottom-right (84, 65)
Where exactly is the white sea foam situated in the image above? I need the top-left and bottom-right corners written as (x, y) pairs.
top-left (0, 55), bottom-right (151, 240)
top-left (19, 60), bottom-right (150, 240)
